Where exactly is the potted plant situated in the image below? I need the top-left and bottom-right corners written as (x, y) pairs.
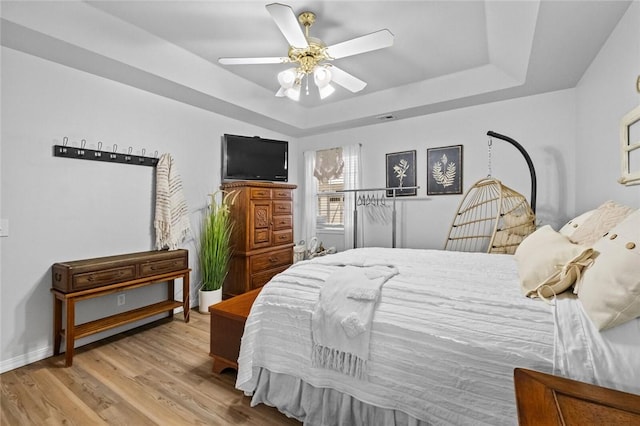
top-left (198, 190), bottom-right (236, 313)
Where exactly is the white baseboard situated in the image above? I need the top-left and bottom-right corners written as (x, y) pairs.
top-left (1, 309), bottom-right (192, 374)
top-left (1, 346), bottom-right (53, 373)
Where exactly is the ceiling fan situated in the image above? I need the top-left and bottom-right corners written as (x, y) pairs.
top-left (218, 3), bottom-right (394, 101)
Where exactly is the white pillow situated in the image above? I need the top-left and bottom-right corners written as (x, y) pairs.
top-left (559, 209), bottom-right (595, 239)
top-left (568, 201), bottom-right (634, 246)
top-left (515, 225), bottom-right (592, 298)
top-left (577, 209), bottom-right (640, 330)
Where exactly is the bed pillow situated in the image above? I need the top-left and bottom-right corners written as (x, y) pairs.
top-left (576, 209), bottom-right (640, 330)
top-left (515, 225), bottom-right (593, 299)
top-left (568, 201), bottom-right (634, 246)
top-left (559, 209), bottom-right (595, 239)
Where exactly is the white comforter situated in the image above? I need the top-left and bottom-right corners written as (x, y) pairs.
top-left (237, 248), bottom-right (556, 425)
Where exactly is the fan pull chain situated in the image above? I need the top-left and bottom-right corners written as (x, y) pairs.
top-left (487, 136), bottom-right (493, 177)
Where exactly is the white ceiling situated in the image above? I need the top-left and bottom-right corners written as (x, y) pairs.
top-left (0, 1), bottom-right (631, 137)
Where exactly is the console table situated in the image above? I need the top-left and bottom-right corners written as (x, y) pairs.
top-left (51, 249), bottom-right (190, 367)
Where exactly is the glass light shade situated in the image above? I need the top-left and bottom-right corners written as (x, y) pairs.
top-left (277, 68), bottom-right (297, 89)
top-left (318, 83), bottom-right (335, 99)
top-left (285, 85), bottom-right (301, 101)
top-left (314, 67), bottom-right (332, 88)
top-left (275, 87), bottom-right (286, 97)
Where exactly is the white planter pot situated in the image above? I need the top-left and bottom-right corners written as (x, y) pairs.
top-left (199, 288), bottom-right (222, 314)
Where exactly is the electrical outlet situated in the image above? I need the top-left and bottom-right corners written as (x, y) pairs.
top-left (117, 294), bottom-right (125, 306)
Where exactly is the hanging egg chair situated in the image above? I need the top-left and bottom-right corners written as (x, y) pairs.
top-left (444, 177), bottom-right (535, 254)
top-left (444, 131), bottom-right (537, 255)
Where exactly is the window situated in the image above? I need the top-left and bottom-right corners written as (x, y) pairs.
top-left (313, 147), bottom-right (345, 231)
top-left (316, 175), bottom-right (344, 230)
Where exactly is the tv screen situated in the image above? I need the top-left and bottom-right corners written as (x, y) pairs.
top-left (222, 134), bottom-right (288, 182)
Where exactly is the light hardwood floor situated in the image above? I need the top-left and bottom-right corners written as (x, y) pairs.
top-left (1, 312), bottom-right (301, 425)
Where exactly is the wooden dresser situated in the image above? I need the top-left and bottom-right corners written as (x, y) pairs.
top-left (221, 181), bottom-right (297, 297)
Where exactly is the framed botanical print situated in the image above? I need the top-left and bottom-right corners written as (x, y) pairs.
top-left (386, 150), bottom-right (417, 196)
top-left (427, 145), bottom-right (463, 195)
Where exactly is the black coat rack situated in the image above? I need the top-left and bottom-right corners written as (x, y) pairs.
top-left (53, 137), bottom-right (159, 167)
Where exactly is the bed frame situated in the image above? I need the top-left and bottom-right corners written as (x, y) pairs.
top-left (514, 368), bottom-right (640, 425)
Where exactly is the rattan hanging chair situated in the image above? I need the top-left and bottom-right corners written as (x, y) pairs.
top-left (444, 177), bottom-right (535, 254)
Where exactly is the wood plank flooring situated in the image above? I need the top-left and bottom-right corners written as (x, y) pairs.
top-left (1, 312), bottom-right (301, 425)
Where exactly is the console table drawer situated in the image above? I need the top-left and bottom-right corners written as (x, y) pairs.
top-left (74, 266), bottom-right (136, 290)
top-left (250, 248), bottom-right (292, 273)
top-left (140, 257), bottom-right (188, 277)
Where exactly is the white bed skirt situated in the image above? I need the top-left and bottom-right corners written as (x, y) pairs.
top-left (249, 367), bottom-right (425, 426)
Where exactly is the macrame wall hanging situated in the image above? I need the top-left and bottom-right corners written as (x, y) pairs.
top-left (444, 131), bottom-right (537, 255)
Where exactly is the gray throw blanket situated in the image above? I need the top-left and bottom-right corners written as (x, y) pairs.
top-left (311, 263), bottom-right (398, 379)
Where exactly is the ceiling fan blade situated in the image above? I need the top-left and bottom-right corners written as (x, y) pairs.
top-left (218, 57), bottom-right (289, 65)
top-left (326, 29), bottom-right (394, 59)
top-left (330, 66), bottom-right (367, 92)
top-left (266, 3), bottom-right (309, 49)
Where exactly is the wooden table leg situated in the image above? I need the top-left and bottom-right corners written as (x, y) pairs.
top-left (53, 294), bottom-right (62, 356)
top-left (65, 298), bottom-right (75, 367)
top-left (167, 279), bottom-right (175, 320)
top-left (183, 271), bottom-right (190, 323)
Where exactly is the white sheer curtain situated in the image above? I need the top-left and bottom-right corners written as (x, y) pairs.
top-left (302, 151), bottom-right (317, 244)
top-left (342, 144), bottom-right (362, 249)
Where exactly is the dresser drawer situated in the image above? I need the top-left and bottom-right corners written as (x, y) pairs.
top-left (250, 248), bottom-right (293, 273)
top-left (251, 265), bottom-right (290, 289)
top-left (272, 215), bottom-right (292, 231)
top-left (273, 229), bottom-right (293, 246)
top-left (272, 189), bottom-right (292, 200)
top-left (73, 266), bottom-right (137, 290)
top-left (273, 201), bottom-right (292, 215)
top-left (250, 188), bottom-right (271, 199)
top-left (139, 256), bottom-right (188, 278)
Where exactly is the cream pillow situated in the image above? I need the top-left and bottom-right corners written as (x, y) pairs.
top-left (502, 212), bottom-right (535, 236)
top-left (568, 201), bottom-right (635, 246)
top-left (515, 225), bottom-right (592, 298)
top-left (559, 209), bottom-right (595, 239)
top-left (576, 209), bottom-right (640, 330)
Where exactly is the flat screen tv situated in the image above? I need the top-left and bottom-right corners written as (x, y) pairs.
top-left (222, 134), bottom-right (288, 182)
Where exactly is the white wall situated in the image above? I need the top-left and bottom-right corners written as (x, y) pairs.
top-left (0, 47), bottom-right (299, 371)
top-left (576, 1), bottom-right (640, 212)
top-left (300, 89), bottom-right (577, 250)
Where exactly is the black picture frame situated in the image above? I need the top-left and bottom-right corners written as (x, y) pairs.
top-left (427, 145), bottom-right (463, 195)
top-left (385, 150), bottom-right (417, 196)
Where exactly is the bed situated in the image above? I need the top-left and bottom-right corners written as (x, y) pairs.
top-left (234, 243), bottom-right (640, 425)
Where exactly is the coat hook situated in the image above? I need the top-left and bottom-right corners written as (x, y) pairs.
top-left (77, 139), bottom-right (86, 156)
top-left (60, 136), bottom-right (69, 154)
top-left (97, 141), bottom-right (103, 151)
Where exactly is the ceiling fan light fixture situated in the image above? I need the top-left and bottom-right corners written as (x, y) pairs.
top-left (277, 68), bottom-right (298, 89)
top-left (284, 85), bottom-right (301, 101)
top-left (318, 83), bottom-right (335, 99)
top-left (313, 67), bottom-right (332, 87)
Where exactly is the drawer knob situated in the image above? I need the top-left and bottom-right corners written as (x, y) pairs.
top-left (268, 257), bottom-right (278, 263)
